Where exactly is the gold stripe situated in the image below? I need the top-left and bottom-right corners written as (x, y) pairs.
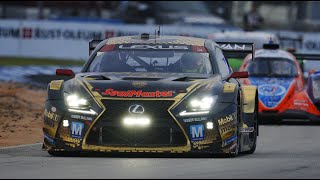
top-left (49, 80), bottom-right (64, 90)
top-left (223, 83), bottom-right (236, 93)
top-left (76, 78), bottom-right (103, 108)
top-left (242, 85), bottom-right (257, 113)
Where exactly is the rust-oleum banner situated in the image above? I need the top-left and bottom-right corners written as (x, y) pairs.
top-left (0, 19), bottom-right (226, 60)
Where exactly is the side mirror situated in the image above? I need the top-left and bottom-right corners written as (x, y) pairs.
top-left (287, 47), bottom-right (296, 54)
top-left (226, 71), bottom-right (249, 81)
top-left (56, 69), bottom-right (75, 77)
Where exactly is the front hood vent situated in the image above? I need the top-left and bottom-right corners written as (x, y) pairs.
top-left (122, 77), bottom-right (163, 81)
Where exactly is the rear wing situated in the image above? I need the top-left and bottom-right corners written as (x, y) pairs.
top-left (89, 40), bottom-right (255, 59)
top-left (215, 42), bottom-right (255, 60)
top-left (89, 39), bottom-right (103, 55)
top-left (293, 53), bottom-right (320, 61)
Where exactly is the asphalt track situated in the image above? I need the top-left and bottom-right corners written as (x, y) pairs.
top-left (1, 122), bottom-right (320, 179)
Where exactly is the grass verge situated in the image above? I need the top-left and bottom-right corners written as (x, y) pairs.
top-left (0, 57), bottom-right (85, 66)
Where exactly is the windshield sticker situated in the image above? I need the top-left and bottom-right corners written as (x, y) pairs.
top-left (118, 44), bottom-right (189, 50)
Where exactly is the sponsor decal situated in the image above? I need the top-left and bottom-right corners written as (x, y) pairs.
top-left (71, 114), bottom-right (93, 121)
top-left (65, 143), bottom-right (76, 148)
top-left (190, 124), bottom-right (204, 141)
top-left (249, 77), bottom-right (293, 108)
top-left (22, 27), bottom-right (32, 39)
top-left (128, 104), bottom-right (144, 114)
top-left (219, 124), bottom-right (236, 137)
top-left (259, 84), bottom-right (286, 96)
top-left (118, 44), bottom-right (189, 50)
top-left (64, 137), bottom-right (81, 144)
top-left (51, 107), bottom-right (56, 113)
top-left (217, 112), bottom-right (237, 139)
top-left (217, 112), bottom-right (237, 126)
top-left (240, 127), bottom-right (254, 133)
top-left (70, 122), bottom-right (84, 138)
top-left (0, 26), bottom-right (103, 40)
top-left (0, 27), bottom-right (20, 38)
top-left (222, 134), bottom-right (237, 147)
top-left (222, 142), bottom-right (237, 153)
top-left (192, 130), bottom-right (216, 150)
top-left (219, 44), bottom-right (246, 50)
top-left (44, 134), bottom-right (55, 145)
top-left (293, 99), bottom-right (309, 111)
top-left (44, 109), bottom-right (60, 121)
top-left (44, 118), bottom-right (55, 128)
top-left (132, 81), bottom-right (147, 88)
top-left (229, 142), bottom-right (237, 151)
top-left (183, 117), bottom-right (207, 123)
top-left (101, 88), bottom-right (173, 98)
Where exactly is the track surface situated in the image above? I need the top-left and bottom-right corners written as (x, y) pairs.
top-left (1, 123), bottom-right (320, 179)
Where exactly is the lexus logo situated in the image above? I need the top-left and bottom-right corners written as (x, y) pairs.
top-left (128, 104), bottom-right (144, 114)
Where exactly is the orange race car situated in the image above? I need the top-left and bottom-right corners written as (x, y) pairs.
top-left (239, 43), bottom-right (320, 122)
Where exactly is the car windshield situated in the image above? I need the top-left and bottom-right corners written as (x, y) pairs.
top-left (245, 57), bottom-right (298, 77)
top-left (87, 44), bottom-right (213, 75)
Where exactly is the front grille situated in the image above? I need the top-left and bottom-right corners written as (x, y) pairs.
top-left (86, 100), bottom-right (187, 147)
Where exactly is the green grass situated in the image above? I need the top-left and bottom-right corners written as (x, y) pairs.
top-left (228, 58), bottom-right (244, 71)
top-left (0, 57), bottom-right (85, 66)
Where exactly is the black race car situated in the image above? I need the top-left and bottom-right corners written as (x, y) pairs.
top-left (42, 34), bottom-right (258, 157)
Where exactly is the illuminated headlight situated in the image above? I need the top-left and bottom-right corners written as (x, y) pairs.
top-left (65, 93), bottom-right (97, 115)
top-left (206, 122), bottom-right (213, 129)
top-left (66, 94), bottom-right (88, 108)
top-left (179, 96), bottom-right (217, 116)
top-left (123, 117), bottom-right (150, 126)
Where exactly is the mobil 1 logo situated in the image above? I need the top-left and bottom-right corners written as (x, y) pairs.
top-left (190, 124), bottom-right (204, 141)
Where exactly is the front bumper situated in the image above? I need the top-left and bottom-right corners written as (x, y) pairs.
top-left (43, 99), bottom-right (239, 154)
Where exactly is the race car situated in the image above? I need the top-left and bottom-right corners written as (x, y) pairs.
top-left (239, 43), bottom-right (320, 122)
top-left (307, 71), bottom-right (320, 111)
top-left (42, 34), bottom-right (259, 157)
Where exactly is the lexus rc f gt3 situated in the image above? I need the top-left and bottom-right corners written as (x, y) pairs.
top-left (43, 34), bottom-right (259, 157)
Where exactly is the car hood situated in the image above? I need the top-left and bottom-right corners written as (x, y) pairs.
top-left (248, 77), bottom-right (295, 108)
top-left (74, 72), bottom-right (218, 99)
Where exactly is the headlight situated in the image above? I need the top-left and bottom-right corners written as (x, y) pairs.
top-left (179, 96), bottom-right (217, 116)
top-left (64, 93), bottom-right (97, 115)
top-left (190, 97), bottom-right (215, 111)
top-left (66, 94), bottom-right (88, 108)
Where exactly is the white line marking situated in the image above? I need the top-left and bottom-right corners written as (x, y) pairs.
top-left (0, 143), bottom-right (42, 150)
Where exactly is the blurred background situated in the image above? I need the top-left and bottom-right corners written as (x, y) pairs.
top-left (0, 1), bottom-right (320, 87)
